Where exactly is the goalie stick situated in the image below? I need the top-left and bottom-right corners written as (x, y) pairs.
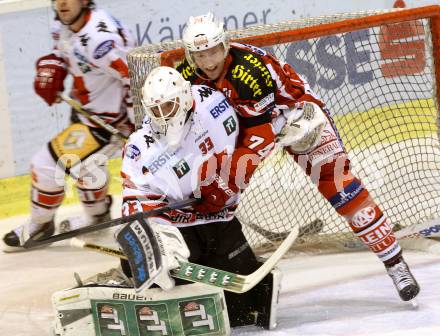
top-left (23, 198), bottom-right (197, 249)
top-left (70, 224), bottom-right (298, 294)
top-left (60, 94), bottom-right (128, 140)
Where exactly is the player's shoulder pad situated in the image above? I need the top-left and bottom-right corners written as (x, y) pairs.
top-left (86, 9), bottom-right (123, 60)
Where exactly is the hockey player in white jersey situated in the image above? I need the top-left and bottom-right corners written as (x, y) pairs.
top-left (117, 66), bottom-right (281, 329)
top-left (2, 0), bottom-right (136, 251)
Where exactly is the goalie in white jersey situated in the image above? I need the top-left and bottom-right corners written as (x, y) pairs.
top-left (119, 66), bottom-right (281, 329)
top-left (2, 0), bottom-right (135, 251)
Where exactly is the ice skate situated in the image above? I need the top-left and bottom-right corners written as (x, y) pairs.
top-left (2, 220), bottom-right (55, 252)
top-left (386, 257), bottom-right (420, 302)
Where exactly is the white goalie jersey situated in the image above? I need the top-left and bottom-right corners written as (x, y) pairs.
top-left (121, 85), bottom-right (239, 227)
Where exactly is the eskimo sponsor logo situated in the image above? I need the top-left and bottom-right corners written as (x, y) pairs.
top-left (352, 206), bottom-right (376, 229)
top-left (330, 181), bottom-right (364, 209)
top-left (254, 92), bottom-right (274, 112)
top-left (147, 152), bottom-right (173, 174)
top-left (93, 40), bottom-right (115, 59)
top-left (209, 98), bottom-right (230, 118)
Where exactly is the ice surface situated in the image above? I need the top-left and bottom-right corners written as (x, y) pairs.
top-left (1, 213), bottom-right (439, 335)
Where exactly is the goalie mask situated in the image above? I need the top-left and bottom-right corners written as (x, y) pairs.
top-left (182, 12), bottom-right (229, 68)
top-left (142, 66), bottom-right (193, 148)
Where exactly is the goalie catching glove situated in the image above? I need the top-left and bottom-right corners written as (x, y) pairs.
top-left (116, 217), bottom-right (190, 292)
top-left (34, 53), bottom-right (67, 106)
top-left (277, 101), bottom-right (328, 153)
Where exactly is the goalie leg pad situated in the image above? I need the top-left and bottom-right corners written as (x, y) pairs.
top-left (223, 267), bottom-right (282, 329)
top-left (52, 282), bottom-right (230, 336)
top-left (255, 267), bottom-right (282, 329)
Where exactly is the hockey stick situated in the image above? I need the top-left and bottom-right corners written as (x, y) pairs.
top-left (60, 93), bottom-right (128, 140)
top-left (23, 198), bottom-right (197, 249)
top-left (394, 219), bottom-right (440, 240)
top-left (330, 218), bottom-right (440, 251)
top-left (70, 225), bottom-right (299, 293)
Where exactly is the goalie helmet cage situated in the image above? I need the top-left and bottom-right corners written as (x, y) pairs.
top-left (127, 6), bottom-right (440, 255)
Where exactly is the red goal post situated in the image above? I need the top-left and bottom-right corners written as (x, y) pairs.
top-left (127, 6), bottom-right (440, 255)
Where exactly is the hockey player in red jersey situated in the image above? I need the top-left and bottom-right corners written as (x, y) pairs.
top-left (177, 12), bottom-right (420, 302)
top-left (2, 0), bottom-right (135, 251)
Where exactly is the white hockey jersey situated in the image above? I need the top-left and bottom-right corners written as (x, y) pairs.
top-left (52, 9), bottom-right (136, 126)
top-left (121, 85), bottom-right (239, 227)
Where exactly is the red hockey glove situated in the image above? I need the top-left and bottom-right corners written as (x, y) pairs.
top-left (193, 174), bottom-right (237, 214)
top-left (193, 153), bottom-right (238, 214)
top-left (34, 54), bottom-right (67, 106)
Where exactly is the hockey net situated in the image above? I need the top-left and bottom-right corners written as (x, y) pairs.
top-left (127, 6), bottom-right (440, 255)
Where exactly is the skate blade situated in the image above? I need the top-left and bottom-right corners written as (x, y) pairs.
top-left (409, 298), bottom-right (419, 309)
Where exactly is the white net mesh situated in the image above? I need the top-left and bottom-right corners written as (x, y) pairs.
top-left (127, 8), bottom-right (440, 255)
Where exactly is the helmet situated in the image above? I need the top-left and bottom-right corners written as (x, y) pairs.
top-left (141, 66), bottom-right (193, 148)
top-left (182, 12), bottom-right (229, 67)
